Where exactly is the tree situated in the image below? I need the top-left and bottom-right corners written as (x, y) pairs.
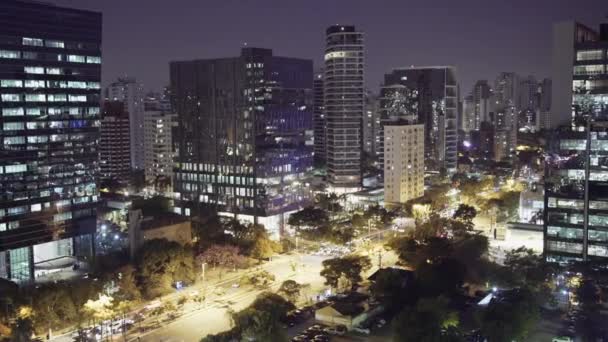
top-left (250, 234), bottom-right (277, 260)
top-left (30, 284), bottom-right (78, 335)
top-left (249, 292), bottom-right (295, 319)
top-left (393, 308), bottom-right (442, 342)
top-left (416, 258), bottom-right (466, 297)
top-left (453, 204), bottom-right (477, 222)
top-left (241, 271), bottom-right (276, 289)
top-left (83, 295), bottom-right (115, 330)
top-left (369, 269), bottom-right (414, 310)
top-left (479, 289), bottom-right (539, 342)
top-left (278, 280), bottom-right (302, 304)
top-left (502, 247), bottom-right (555, 291)
top-left (131, 196), bottom-right (170, 216)
top-left (288, 206), bottom-right (329, 229)
top-left (136, 239), bottom-right (196, 298)
top-left (231, 308), bottom-right (287, 342)
top-left (116, 265), bottom-right (141, 301)
top-left (320, 255), bottom-right (372, 290)
top-left (198, 244), bottom-right (245, 270)
top-left (10, 317), bottom-right (34, 342)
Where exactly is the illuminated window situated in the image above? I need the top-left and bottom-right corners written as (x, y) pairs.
top-left (86, 56), bottom-right (101, 64)
top-left (4, 164), bottom-right (27, 173)
top-left (24, 66), bottom-right (44, 74)
top-left (24, 80), bottom-right (45, 88)
top-left (31, 204), bottom-right (42, 212)
top-left (69, 95), bottom-right (87, 102)
top-left (68, 81), bottom-right (86, 89)
top-left (25, 94), bottom-right (46, 102)
top-left (26, 108), bottom-right (42, 116)
top-left (45, 67), bottom-right (62, 75)
top-left (47, 94), bottom-right (67, 102)
top-left (1, 94), bottom-right (21, 102)
top-left (0, 50), bottom-right (20, 59)
top-left (2, 108), bottom-right (24, 116)
top-left (576, 49), bottom-right (604, 61)
top-left (45, 40), bottom-right (64, 48)
top-left (3, 122), bottom-right (24, 130)
top-left (67, 55), bottom-right (85, 63)
top-left (22, 37), bottom-right (43, 46)
top-left (1, 80), bottom-right (23, 88)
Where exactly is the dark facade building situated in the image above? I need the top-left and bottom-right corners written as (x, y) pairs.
top-left (0, 0), bottom-right (102, 283)
top-left (544, 21), bottom-right (608, 262)
top-left (313, 70), bottom-right (326, 166)
top-left (324, 25), bottom-right (365, 189)
top-left (170, 48), bottom-right (313, 237)
top-left (379, 67), bottom-right (458, 172)
top-left (100, 101), bottom-right (130, 185)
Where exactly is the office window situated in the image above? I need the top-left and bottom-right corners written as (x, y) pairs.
top-left (46, 67), bottom-right (62, 75)
top-left (45, 40), bottom-right (65, 48)
top-left (1, 80), bottom-right (23, 88)
top-left (4, 164), bottom-right (27, 173)
top-left (22, 51), bottom-right (37, 59)
top-left (9, 247), bottom-right (31, 283)
top-left (4, 136), bottom-right (25, 145)
top-left (574, 65), bottom-right (604, 76)
top-left (24, 80), bottom-right (45, 88)
top-left (69, 95), bottom-right (87, 102)
top-left (1, 94), bottom-right (21, 102)
top-left (3, 122), bottom-right (24, 130)
top-left (576, 49), bottom-right (604, 61)
top-left (68, 81), bottom-right (86, 89)
top-left (2, 108), bottom-right (24, 116)
top-left (67, 55), bottom-right (85, 63)
top-left (25, 94), bottom-right (46, 102)
top-left (47, 80), bottom-right (67, 88)
top-left (47, 94), bottom-right (67, 102)
top-left (87, 82), bottom-right (101, 89)
top-left (26, 108), bottom-right (42, 116)
top-left (0, 50), bottom-right (20, 59)
top-left (24, 66), bottom-right (44, 74)
top-left (86, 56), bottom-right (101, 64)
top-left (22, 37), bottom-right (43, 46)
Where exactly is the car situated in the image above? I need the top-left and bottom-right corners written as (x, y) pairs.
top-left (312, 335), bottom-right (329, 342)
top-left (291, 336), bottom-right (307, 342)
top-left (353, 326), bottom-right (370, 335)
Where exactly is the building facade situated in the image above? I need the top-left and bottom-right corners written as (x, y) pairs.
top-left (544, 21), bottom-right (608, 262)
top-left (313, 70), bottom-right (326, 166)
top-left (0, 0), bottom-right (101, 283)
top-left (324, 25), bottom-right (365, 189)
top-left (106, 77), bottom-right (145, 169)
top-left (100, 101), bottom-right (130, 184)
top-left (380, 67), bottom-right (458, 172)
top-left (363, 91), bottom-right (379, 156)
top-left (143, 92), bottom-right (175, 188)
top-left (170, 48), bottom-right (314, 237)
top-left (383, 124), bottom-right (424, 204)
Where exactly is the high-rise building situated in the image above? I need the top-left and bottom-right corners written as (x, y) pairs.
top-left (324, 25), bottom-right (365, 190)
top-left (539, 78), bottom-right (552, 129)
top-left (544, 20), bottom-right (608, 261)
top-left (493, 72), bottom-right (519, 109)
top-left (100, 101), bottom-right (131, 185)
top-left (380, 67), bottom-right (458, 172)
top-left (472, 80), bottom-right (492, 127)
top-left (544, 122), bottom-right (608, 261)
top-left (106, 77), bottom-right (145, 169)
top-left (363, 91), bottom-right (379, 156)
top-left (0, 0), bottom-right (101, 283)
top-left (143, 92), bottom-right (176, 189)
top-left (551, 21), bottom-right (607, 128)
top-left (383, 124), bottom-right (424, 205)
top-left (462, 94), bottom-right (476, 134)
top-left (493, 106), bottom-right (517, 161)
top-left (170, 47), bottom-right (313, 237)
top-left (313, 70), bottom-right (326, 166)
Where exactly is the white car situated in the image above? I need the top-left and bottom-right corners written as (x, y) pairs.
top-left (552, 337), bottom-right (573, 342)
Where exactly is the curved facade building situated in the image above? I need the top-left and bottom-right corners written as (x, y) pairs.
top-left (324, 25), bottom-right (364, 189)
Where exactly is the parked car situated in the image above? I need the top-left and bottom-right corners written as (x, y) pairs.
top-left (552, 337), bottom-right (573, 342)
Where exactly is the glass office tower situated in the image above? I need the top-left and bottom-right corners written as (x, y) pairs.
top-left (0, 1), bottom-right (102, 283)
top-left (170, 48), bottom-right (313, 237)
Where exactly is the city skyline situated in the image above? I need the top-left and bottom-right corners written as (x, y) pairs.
top-left (51, 0), bottom-right (605, 93)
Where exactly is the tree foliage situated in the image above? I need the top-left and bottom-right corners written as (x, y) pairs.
top-left (320, 255), bottom-right (372, 290)
top-left (136, 239), bottom-right (196, 298)
top-left (479, 288), bottom-right (540, 342)
top-left (278, 280), bottom-right (302, 304)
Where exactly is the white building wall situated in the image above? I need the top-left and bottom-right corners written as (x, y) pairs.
top-left (384, 124), bottom-right (424, 204)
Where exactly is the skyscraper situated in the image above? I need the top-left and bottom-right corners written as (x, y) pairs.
top-left (380, 67), bottom-right (458, 172)
top-left (363, 91), bottom-right (379, 156)
top-left (551, 21), bottom-right (605, 129)
top-left (143, 92), bottom-right (176, 189)
top-left (544, 20), bottom-right (608, 261)
top-left (384, 124), bottom-right (424, 205)
top-left (170, 48), bottom-right (313, 237)
top-left (324, 25), bottom-right (364, 190)
top-left (313, 70), bottom-right (326, 166)
top-left (472, 80), bottom-right (492, 127)
top-left (100, 101), bottom-right (131, 185)
top-left (461, 94), bottom-right (476, 134)
top-left (106, 77), bottom-right (145, 170)
top-left (0, 0), bottom-right (101, 283)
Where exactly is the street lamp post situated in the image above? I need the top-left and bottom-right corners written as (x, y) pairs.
top-left (201, 263), bottom-right (207, 283)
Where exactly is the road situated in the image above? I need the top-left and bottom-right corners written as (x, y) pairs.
top-left (139, 254), bottom-right (329, 342)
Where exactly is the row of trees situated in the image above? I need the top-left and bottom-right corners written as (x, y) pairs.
top-left (383, 203), bottom-right (552, 341)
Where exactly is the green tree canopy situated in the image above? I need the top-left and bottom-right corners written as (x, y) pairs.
top-left (320, 255), bottom-right (372, 290)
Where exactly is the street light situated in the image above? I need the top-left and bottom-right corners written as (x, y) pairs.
top-left (201, 262), bottom-right (207, 283)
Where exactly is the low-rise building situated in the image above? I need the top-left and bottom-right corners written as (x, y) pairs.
top-left (129, 211), bottom-right (192, 258)
top-left (315, 293), bottom-right (381, 330)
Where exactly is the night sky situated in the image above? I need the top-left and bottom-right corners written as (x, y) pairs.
top-left (52, 0), bottom-right (605, 94)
